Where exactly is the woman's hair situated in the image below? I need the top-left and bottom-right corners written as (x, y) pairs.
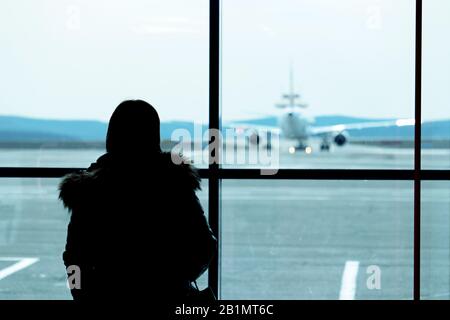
top-left (106, 100), bottom-right (161, 155)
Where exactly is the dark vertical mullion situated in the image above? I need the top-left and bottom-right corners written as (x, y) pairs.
top-left (208, 0), bottom-right (221, 299)
top-left (414, 0), bottom-right (423, 301)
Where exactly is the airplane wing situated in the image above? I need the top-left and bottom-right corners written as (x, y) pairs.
top-left (309, 118), bottom-right (416, 136)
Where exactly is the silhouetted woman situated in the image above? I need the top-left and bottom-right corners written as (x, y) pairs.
top-left (59, 100), bottom-right (217, 301)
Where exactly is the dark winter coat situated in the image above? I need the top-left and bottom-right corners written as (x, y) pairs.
top-left (58, 152), bottom-right (217, 301)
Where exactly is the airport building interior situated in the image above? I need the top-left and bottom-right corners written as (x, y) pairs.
top-left (0, 0), bottom-right (449, 301)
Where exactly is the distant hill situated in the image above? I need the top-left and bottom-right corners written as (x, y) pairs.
top-left (0, 116), bottom-right (107, 141)
top-left (0, 115), bottom-right (449, 144)
top-left (0, 116), bottom-right (208, 142)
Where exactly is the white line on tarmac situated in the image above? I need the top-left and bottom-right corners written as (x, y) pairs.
top-left (0, 257), bottom-right (39, 281)
top-left (339, 260), bottom-right (360, 300)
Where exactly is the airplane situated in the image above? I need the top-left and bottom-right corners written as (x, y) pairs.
top-left (228, 66), bottom-right (415, 153)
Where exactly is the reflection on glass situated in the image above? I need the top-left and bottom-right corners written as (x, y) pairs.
top-left (0, 0), bottom-right (208, 167)
top-left (421, 181), bottom-right (450, 300)
top-left (422, 0), bottom-right (450, 169)
top-left (0, 178), bottom-right (208, 299)
top-left (221, 180), bottom-right (413, 299)
top-left (222, 0), bottom-right (415, 169)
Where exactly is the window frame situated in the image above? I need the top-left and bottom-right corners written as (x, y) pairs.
top-left (1, 0), bottom-right (449, 301)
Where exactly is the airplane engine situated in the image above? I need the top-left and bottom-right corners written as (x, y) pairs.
top-left (333, 132), bottom-right (348, 146)
top-left (249, 131), bottom-right (262, 145)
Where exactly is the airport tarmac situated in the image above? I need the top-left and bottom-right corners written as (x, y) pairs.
top-left (0, 141), bottom-right (449, 169)
top-left (0, 145), bottom-right (449, 299)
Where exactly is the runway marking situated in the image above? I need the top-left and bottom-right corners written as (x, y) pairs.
top-left (0, 257), bottom-right (39, 281)
top-left (339, 260), bottom-right (360, 300)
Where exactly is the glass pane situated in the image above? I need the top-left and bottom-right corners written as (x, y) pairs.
top-left (0, 179), bottom-right (69, 299)
top-left (422, 0), bottom-right (450, 169)
top-left (0, 177), bottom-right (208, 299)
top-left (421, 181), bottom-right (450, 299)
top-left (221, 180), bottom-right (413, 299)
top-left (196, 181), bottom-right (209, 290)
top-left (0, 0), bottom-right (208, 168)
top-left (222, 0), bottom-right (415, 170)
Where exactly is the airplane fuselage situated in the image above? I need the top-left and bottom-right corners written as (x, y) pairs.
top-left (278, 110), bottom-right (311, 141)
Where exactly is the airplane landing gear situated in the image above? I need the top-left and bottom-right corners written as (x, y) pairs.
top-left (289, 144), bottom-right (313, 154)
top-left (320, 137), bottom-right (331, 151)
top-left (296, 142), bottom-right (307, 150)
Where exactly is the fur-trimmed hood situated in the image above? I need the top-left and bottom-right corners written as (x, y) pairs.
top-left (58, 152), bottom-right (201, 211)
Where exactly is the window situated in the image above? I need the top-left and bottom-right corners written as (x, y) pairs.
top-left (1, 0), bottom-right (449, 301)
top-left (421, 181), bottom-right (450, 299)
top-left (0, 0), bottom-right (209, 168)
top-left (222, 0), bottom-right (416, 169)
top-left (0, 178), bottom-right (70, 299)
top-left (422, 0), bottom-right (450, 169)
top-left (420, 0), bottom-right (450, 301)
top-left (221, 180), bottom-right (413, 299)
top-left (0, 177), bottom-right (208, 299)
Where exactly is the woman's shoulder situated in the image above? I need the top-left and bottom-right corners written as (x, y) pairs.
top-left (58, 168), bottom-right (104, 211)
top-left (158, 152), bottom-right (202, 192)
top-left (58, 151), bottom-right (202, 211)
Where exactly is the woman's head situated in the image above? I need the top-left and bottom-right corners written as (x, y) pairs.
top-left (106, 100), bottom-right (161, 155)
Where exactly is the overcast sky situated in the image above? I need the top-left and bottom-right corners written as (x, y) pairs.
top-left (0, 0), bottom-right (448, 123)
